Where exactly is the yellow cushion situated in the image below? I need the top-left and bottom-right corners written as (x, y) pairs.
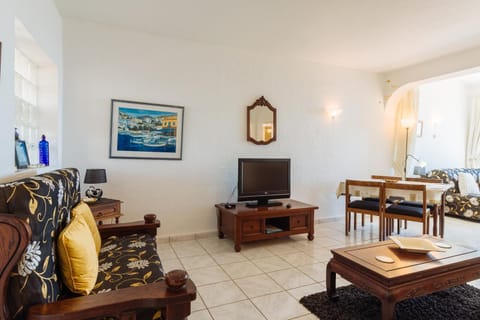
top-left (57, 214), bottom-right (98, 295)
top-left (71, 201), bottom-right (101, 254)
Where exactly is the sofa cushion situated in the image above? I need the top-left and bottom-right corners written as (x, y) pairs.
top-left (0, 168), bottom-right (80, 320)
top-left (458, 172), bottom-right (480, 195)
top-left (57, 213), bottom-right (98, 295)
top-left (92, 233), bottom-right (164, 294)
top-left (71, 201), bottom-right (101, 254)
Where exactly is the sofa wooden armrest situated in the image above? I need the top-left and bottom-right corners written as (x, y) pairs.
top-left (98, 213), bottom-right (161, 239)
top-left (27, 279), bottom-right (196, 320)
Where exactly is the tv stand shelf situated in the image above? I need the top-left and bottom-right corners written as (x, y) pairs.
top-left (215, 199), bottom-right (318, 252)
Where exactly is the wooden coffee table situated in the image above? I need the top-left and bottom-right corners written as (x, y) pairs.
top-left (326, 238), bottom-right (480, 320)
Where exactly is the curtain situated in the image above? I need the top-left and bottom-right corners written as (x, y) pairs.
top-left (392, 89), bottom-right (419, 177)
top-left (466, 97), bottom-right (480, 168)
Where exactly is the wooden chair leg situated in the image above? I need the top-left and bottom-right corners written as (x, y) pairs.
top-left (354, 212), bottom-right (357, 230)
top-left (345, 211), bottom-right (349, 236)
top-left (404, 220), bottom-right (407, 229)
top-left (361, 214), bottom-right (365, 226)
top-left (397, 219), bottom-right (400, 234)
top-left (433, 205), bottom-right (438, 237)
top-left (370, 214), bottom-right (373, 223)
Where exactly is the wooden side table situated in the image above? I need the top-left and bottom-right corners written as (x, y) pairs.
top-left (87, 198), bottom-right (122, 225)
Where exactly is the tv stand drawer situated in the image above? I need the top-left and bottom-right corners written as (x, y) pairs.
top-left (291, 215), bottom-right (307, 229)
top-left (242, 219), bottom-right (262, 235)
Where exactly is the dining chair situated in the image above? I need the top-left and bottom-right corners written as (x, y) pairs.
top-left (364, 175), bottom-right (403, 228)
top-left (383, 182), bottom-right (430, 238)
top-left (402, 177), bottom-right (443, 236)
top-left (345, 179), bottom-right (384, 241)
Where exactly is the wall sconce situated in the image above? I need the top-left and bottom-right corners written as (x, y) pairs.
top-left (329, 108), bottom-right (342, 120)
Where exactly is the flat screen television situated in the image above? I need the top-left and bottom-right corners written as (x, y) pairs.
top-left (237, 158), bottom-right (291, 207)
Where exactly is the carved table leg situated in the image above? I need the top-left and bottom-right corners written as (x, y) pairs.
top-left (381, 300), bottom-right (396, 320)
top-left (234, 243), bottom-right (241, 252)
top-left (326, 260), bottom-right (338, 300)
top-left (218, 231), bottom-right (224, 239)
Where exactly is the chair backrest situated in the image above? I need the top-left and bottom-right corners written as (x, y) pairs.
top-left (406, 177), bottom-right (442, 183)
top-left (371, 175), bottom-right (402, 181)
top-left (345, 179), bottom-right (384, 203)
top-left (384, 182), bottom-right (427, 208)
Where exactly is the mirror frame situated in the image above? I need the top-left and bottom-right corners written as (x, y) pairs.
top-left (247, 96), bottom-right (277, 145)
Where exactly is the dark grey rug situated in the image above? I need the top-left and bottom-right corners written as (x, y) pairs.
top-left (299, 284), bottom-right (480, 320)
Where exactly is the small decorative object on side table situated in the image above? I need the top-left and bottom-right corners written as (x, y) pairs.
top-left (86, 197), bottom-right (122, 225)
top-left (84, 168), bottom-right (107, 199)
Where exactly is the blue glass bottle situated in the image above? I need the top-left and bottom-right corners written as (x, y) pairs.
top-left (39, 134), bottom-right (49, 166)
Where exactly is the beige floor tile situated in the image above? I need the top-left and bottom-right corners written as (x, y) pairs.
top-left (280, 252), bottom-right (319, 267)
top-left (251, 292), bottom-right (310, 320)
top-left (211, 251), bottom-right (248, 265)
top-left (197, 238), bottom-right (233, 254)
top-left (173, 243), bottom-right (208, 258)
top-left (188, 265), bottom-right (230, 286)
top-left (189, 309), bottom-right (213, 320)
top-left (240, 247), bottom-right (275, 260)
top-left (288, 283), bottom-right (325, 300)
top-left (265, 243), bottom-right (299, 255)
top-left (209, 300), bottom-right (266, 320)
top-left (161, 258), bottom-right (184, 272)
top-left (179, 254), bottom-right (217, 270)
top-left (297, 262), bottom-right (326, 282)
top-left (221, 260), bottom-right (263, 279)
top-left (267, 268), bottom-right (315, 290)
top-left (234, 274), bottom-right (283, 298)
top-left (198, 281), bottom-right (247, 308)
top-left (301, 247), bottom-right (332, 262)
top-left (191, 295), bottom-right (207, 312)
top-left (251, 256), bottom-right (292, 273)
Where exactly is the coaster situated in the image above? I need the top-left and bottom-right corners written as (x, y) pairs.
top-left (435, 242), bottom-right (452, 249)
top-left (375, 255), bottom-right (394, 263)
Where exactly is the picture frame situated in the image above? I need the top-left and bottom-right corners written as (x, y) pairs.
top-left (15, 140), bottom-right (30, 169)
top-left (110, 99), bottom-right (184, 160)
top-left (416, 120), bottom-right (423, 138)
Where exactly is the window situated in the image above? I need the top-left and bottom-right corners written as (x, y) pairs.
top-left (15, 48), bottom-right (39, 161)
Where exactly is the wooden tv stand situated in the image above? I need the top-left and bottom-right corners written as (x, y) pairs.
top-left (215, 199), bottom-right (318, 252)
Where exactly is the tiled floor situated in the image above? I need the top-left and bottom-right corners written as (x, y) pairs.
top-left (157, 216), bottom-right (480, 320)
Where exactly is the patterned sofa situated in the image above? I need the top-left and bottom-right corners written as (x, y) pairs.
top-left (0, 168), bottom-right (195, 319)
top-left (427, 168), bottom-right (480, 222)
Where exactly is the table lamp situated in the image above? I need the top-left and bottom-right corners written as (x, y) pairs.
top-left (84, 169), bottom-right (107, 199)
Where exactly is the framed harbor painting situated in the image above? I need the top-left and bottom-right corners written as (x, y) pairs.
top-left (109, 99), bottom-right (184, 160)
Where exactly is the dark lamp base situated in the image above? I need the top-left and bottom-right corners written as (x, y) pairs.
top-left (86, 186), bottom-right (103, 199)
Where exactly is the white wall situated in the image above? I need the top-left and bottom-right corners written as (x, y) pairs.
top-left (62, 19), bottom-right (395, 237)
top-left (0, 0), bottom-right (62, 177)
top-left (414, 79), bottom-right (468, 169)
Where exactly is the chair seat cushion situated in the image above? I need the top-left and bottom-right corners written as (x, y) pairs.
top-left (92, 233), bottom-right (164, 294)
top-left (386, 204), bottom-right (425, 217)
top-left (400, 200), bottom-right (436, 209)
top-left (348, 200), bottom-right (380, 211)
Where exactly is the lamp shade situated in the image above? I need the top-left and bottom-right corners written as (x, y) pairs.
top-left (84, 169), bottom-right (107, 184)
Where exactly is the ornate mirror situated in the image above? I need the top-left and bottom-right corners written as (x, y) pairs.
top-left (247, 96), bottom-right (277, 145)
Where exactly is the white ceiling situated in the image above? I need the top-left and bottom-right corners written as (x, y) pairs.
top-left (54, 0), bottom-right (480, 73)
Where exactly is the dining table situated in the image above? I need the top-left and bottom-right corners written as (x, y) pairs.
top-left (337, 178), bottom-right (453, 237)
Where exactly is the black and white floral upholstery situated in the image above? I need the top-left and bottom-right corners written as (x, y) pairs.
top-left (92, 233), bottom-right (164, 294)
top-left (0, 168), bottom-right (80, 319)
top-left (428, 168), bottom-right (480, 222)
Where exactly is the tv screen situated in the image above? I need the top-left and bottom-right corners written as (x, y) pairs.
top-left (237, 158), bottom-right (290, 207)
